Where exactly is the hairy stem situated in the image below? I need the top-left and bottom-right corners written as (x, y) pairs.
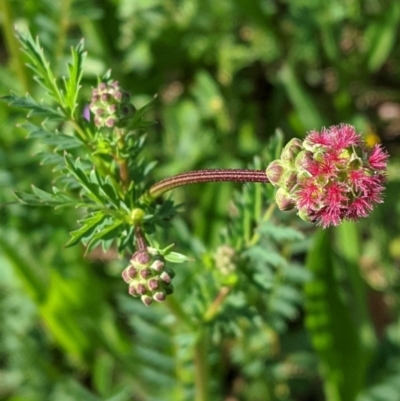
top-left (134, 226), bottom-right (147, 252)
top-left (143, 169), bottom-right (269, 202)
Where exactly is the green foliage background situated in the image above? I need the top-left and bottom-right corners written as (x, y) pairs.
top-left (1, 1), bottom-right (400, 400)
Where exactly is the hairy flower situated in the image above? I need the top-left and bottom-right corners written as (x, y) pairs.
top-left (266, 124), bottom-right (388, 228)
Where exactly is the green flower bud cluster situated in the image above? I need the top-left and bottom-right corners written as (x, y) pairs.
top-left (265, 138), bottom-right (303, 211)
top-left (122, 250), bottom-right (175, 306)
top-left (89, 81), bottom-right (136, 128)
top-left (214, 245), bottom-right (237, 275)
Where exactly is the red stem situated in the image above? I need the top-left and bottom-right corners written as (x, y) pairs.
top-left (146, 169), bottom-right (269, 201)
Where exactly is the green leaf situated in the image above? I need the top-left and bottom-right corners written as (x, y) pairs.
top-left (63, 40), bottom-right (86, 117)
top-left (14, 185), bottom-right (77, 207)
top-left (85, 220), bottom-right (124, 253)
top-left (23, 122), bottom-right (82, 151)
top-left (1, 93), bottom-right (64, 120)
top-left (90, 169), bottom-right (121, 208)
top-left (65, 212), bottom-right (106, 247)
top-left (305, 229), bottom-right (372, 401)
top-left (125, 95), bottom-right (157, 130)
top-left (279, 63), bottom-right (325, 130)
top-left (258, 222), bottom-right (304, 242)
top-left (16, 29), bottom-right (65, 108)
top-left (64, 155), bottom-right (104, 205)
top-left (90, 220), bottom-right (124, 243)
top-left (365, 1), bottom-right (400, 72)
top-left (164, 251), bottom-right (190, 264)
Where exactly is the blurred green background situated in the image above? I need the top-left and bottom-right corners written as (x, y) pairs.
top-left (1, 1), bottom-right (400, 400)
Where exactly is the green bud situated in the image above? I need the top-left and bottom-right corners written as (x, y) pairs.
top-left (89, 80), bottom-right (136, 128)
top-left (139, 268), bottom-right (151, 279)
top-left (266, 160), bottom-right (286, 186)
top-left (295, 150), bottom-right (313, 171)
top-left (150, 259), bottom-right (165, 272)
top-left (148, 277), bottom-right (160, 291)
top-left (275, 188), bottom-right (296, 211)
top-left (136, 282), bottom-right (147, 295)
top-left (122, 266), bottom-right (137, 283)
top-left (160, 271), bottom-right (172, 283)
top-left (130, 208), bottom-right (145, 225)
top-left (281, 138), bottom-right (303, 164)
top-left (141, 295), bottom-right (153, 306)
top-left (297, 209), bottom-right (312, 222)
top-left (130, 251), bottom-right (151, 268)
top-left (153, 292), bottom-right (166, 302)
top-left (281, 171), bottom-right (298, 192)
top-left (128, 285), bottom-right (138, 297)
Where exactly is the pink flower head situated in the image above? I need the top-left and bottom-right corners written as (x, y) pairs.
top-left (266, 124), bottom-right (388, 228)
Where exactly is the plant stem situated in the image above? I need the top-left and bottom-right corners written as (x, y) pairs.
top-left (194, 331), bottom-right (209, 401)
top-left (115, 128), bottom-right (130, 190)
top-left (0, 0), bottom-right (30, 92)
top-left (204, 286), bottom-right (231, 322)
top-left (143, 169), bottom-right (269, 202)
top-left (134, 226), bottom-right (147, 252)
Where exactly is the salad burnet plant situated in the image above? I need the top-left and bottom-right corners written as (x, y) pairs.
top-left (2, 31), bottom-right (388, 306)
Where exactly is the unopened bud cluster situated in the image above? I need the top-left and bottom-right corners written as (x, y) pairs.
top-left (122, 250), bottom-right (175, 306)
top-left (214, 245), bottom-right (237, 275)
top-left (89, 81), bottom-right (136, 128)
top-left (266, 124), bottom-right (388, 228)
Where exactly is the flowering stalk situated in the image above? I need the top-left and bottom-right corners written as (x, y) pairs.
top-left (143, 124), bottom-right (388, 229)
top-left (144, 169), bottom-right (270, 202)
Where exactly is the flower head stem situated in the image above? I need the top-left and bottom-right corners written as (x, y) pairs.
top-left (134, 226), bottom-right (147, 252)
top-left (143, 168), bottom-right (270, 203)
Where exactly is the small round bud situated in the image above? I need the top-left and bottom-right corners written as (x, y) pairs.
top-left (160, 271), bottom-right (172, 283)
top-left (281, 138), bottom-right (303, 163)
top-left (130, 208), bottom-right (146, 225)
top-left (266, 160), bottom-right (285, 186)
top-left (148, 278), bottom-right (160, 291)
top-left (122, 266), bottom-right (137, 283)
top-left (281, 171), bottom-right (297, 192)
top-left (128, 285), bottom-right (138, 297)
top-left (136, 282), bottom-right (147, 295)
top-left (275, 188), bottom-right (296, 211)
top-left (131, 251), bottom-right (151, 267)
top-left (139, 268), bottom-right (152, 279)
top-left (150, 259), bottom-right (165, 272)
top-left (295, 150), bottom-right (313, 171)
top-left (105, 117), bottom-right (116, 127)
top-left (153, 292), bottom-right (166, 302)
top-left (141, 295), bottom-right (153, 306)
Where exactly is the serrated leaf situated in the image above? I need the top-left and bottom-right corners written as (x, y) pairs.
top-left (1, 93), bottom-right (64, 120)
top-left (64, 155), bottom-right (104, 205)
top-left (85, 220), bottom-right (124, 254)
top-left (63, 40), bottom-right (86, 116)
top-left (125, 96), bottom-right (157, 130)
top-left (14, 185), bottom-right (77, 207)
top-left (65, 212), bottom-right (106, 247)
top-left (16, 29), bottom-right (65, 108)
top-left (90, 220), bottom-right (124, 242)
top-left (23, 122), bottom-right (82, 151)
